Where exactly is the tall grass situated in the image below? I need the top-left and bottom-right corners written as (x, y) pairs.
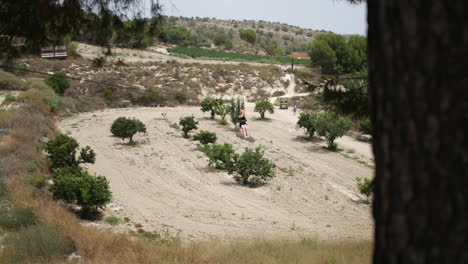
top-left (168, 47), bottom-right (312, 65)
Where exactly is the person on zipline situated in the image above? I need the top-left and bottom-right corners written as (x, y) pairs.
top-left (239, 109), bottom-right (250, 138)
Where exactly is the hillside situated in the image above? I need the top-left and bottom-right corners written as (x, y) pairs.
top-left (164, 16), bottom-right (327, 55)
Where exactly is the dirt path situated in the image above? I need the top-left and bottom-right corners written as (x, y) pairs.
top-left (77, 43), bottom-right (306, 68)
top-left (59, 105), bottom-right (373, 241)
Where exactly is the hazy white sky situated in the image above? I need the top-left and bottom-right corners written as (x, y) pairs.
top-left (154, 0), bottom-right (367, 35)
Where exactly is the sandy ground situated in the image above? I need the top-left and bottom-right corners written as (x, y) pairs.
top-left (59, 104), bottom-right (374, 241)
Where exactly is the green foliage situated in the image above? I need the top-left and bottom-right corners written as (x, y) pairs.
top-left (6, 224), bottom-right (74, 263)
top-left (229, 98), bottom-right (245, 127)
top-left (313, 112), bottom-right (352, 150)
top-left (215, 103), bottom-right (231, 121)
top-left (193, 130), bottom-right (217, 145)
top-left (45, 72), bottom-right (70, 95)
top-left (308, 33), bottom-right (367, 74)
top-left (319, 71), bottom-right (369, 118)
top-left (200, 143), bottom-right (238, 171)
top-left (359, 119), bottom-right (372, 135)
top-left (110, 117), bottom-right (146, 144)
top-left (159, 26), bottom-right (194, 46)
top-left (200, 97), bottom-right (222, 118)
top-left (254, 100), bottom-right (275, 119)
top-left (26, 78), bottom-right (60, 113)
top-left (213, 33), bottom-right (232, 48)
top-left (3, 93), bottom-right (17, 104)
top-left (43, 133), bottom-right (96, 170)
top-left (231, 147), bottom-right (276, 186)
top-left (179, 115), bottom-right (198, 138)
top-left (239, 29), bottom-right (257, 44)
top-left (104, 216), bottom-right (121, 226)
top-left (67, 42), bottom-right (80, 57)
top-left (297, 112), bottom-right (317, 138)
top-left (308, 39), bottom-right (337, 74)
top-left (356, 177), bottom-right (374, 203)
top-left (136, 89), bottom-right (165, 106)
top-left (168, 47), bottom-right (311, 65)
top-left (0, 207), bottom-right (38, 231)
top-left (51, 167), bottom-right (112, 218)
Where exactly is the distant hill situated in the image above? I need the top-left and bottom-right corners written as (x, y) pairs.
top-left (163, 16), bottom-right (332, 56)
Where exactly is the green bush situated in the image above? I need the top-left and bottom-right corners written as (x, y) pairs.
top-left (239, 29), bottom-right (257, 44)
top-left (254, 100), bottom-right (274, 119)
top-left (179, 115), bottom-right (198, 138)
top-left (104, 216), bottom-right (121, 226)
top-left (193, 130), bottom-right (217, 145)
top-left (200, 143), bottom-right (238, 171)
top-left (68, 42), bottom-right (80, 57)
top-left (359, 119), bottom-right (372, 135)
top-left (6, 224), bottom-right (74, 263)
top-left (3, 93), bottom-right (17, 104)
top-left (43, 133), bottom-right (95, 170)
top-left (45, 72), bottom-right (70, 95)
top-left (200, 97), bottom-right (222, 119)
top-left (51, 167), bottom-right (112, 218)
top-left (229, 98), bottom-right (245, 127)
top-left (296, 112), bottom-right (317, 138)
top-left (0, 207), bottom-right (38, 231)
top-left (356, 177), bottom-right (374, 203)
top-left (26, 78), bottom-right (60, 112)
top-left (215, 103), bottom-right (230, 122)
top-left (231, 147), bottom-right (276, 186)
top-left (137, 89), bottom-right (165, 106)
top-left (314, 112), bottom-right (352, 150)
top-left (110, 117), bottom-right (146, 144)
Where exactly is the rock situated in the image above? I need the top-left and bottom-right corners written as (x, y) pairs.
top-left (67, 252), bottom-right (84, 263)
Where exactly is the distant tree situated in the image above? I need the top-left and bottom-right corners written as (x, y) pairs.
top-left (110, 117), bottom-right (146, 144)
top-left (51, 167), bottom-right (112, 219)
top-left (200, 97), bottom-right (222, 119)
top-left (313, 111), bottom-right (352, 150)
top-left (43, 134), bottom-right (95, 170)
top-left (179, 115), bottom-right (198, 138)
top-left (356, 177), bottom-right (373, 203)
top-left (215, 103), bottom-right (231, 122)
top-left (254, 100), bottom-right (275, 119)
top-left (308, 40), bottom-right (337, 74)
top-left (239, 29), bottom-right (257, 44)
top-left (230, 147), bottom-right (276, 187)
top-left (296, 112), bottom-right (317, 138)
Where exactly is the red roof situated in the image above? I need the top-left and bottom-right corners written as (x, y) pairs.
top-left (287, 54), bottom-right (310, 60)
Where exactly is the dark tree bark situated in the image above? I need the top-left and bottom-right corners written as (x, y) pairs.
top-left (368, 1), bottom-right (468, 263)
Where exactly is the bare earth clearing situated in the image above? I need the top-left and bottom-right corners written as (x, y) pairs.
top-left (58, 104), bottom-right (373, 241)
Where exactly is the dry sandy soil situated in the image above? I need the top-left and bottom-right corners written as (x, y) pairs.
top-left (58, 104), bottom-right (373, 241)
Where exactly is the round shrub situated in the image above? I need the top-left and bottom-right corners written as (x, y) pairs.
top-left (297, 112), bottom-right (317, 138)
top-left (314, 111), bottom-right (352, 151)
top-left (231, 147), bottom-right (276, 186)
top-left (45, 72), bottom-right (70, 95)
top-left (200, 143), bottom-right (238, 171)
top-left (110, 117), bottom-right (146, 144)
top-left (43, 133), bottom-right (95, 169)
top-left (51, 167), bottom-right (112, 218)
top-left (201, 97), bottom-right (222, 119)
top-left (254, 100), bottom-right (274, 119)
top-left (179, 115), bottom-right (198, 138)
top-left (359, 119), bottom-right (372, 135)
top-left (193, 130), bottom-right (217, 145)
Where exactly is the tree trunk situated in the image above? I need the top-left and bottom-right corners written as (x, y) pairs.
top-left (368, 1), bottom-right (468, 262)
